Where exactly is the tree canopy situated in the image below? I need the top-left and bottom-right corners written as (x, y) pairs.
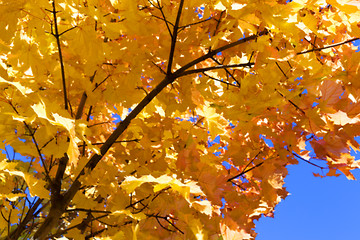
top-left (0, 0), bottom-right (360, 239)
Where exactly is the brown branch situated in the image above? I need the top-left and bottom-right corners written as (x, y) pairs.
top-left (51, 0), bottom-right (68, 110)
top-left (23, 122), bottom-right (52, 184)
top-left (210, 56), bottom-right (241, 87)
top-left (40, 137), bottom-right (55, 151)
top-left (227, 161), bottom-right (264, 182)
top-left (47, 214), bottom-right (109, 239)
top-left (227, 151), bottom-right (261, 183)
top-left (155, 0), bottom-right (173, 38)
top-left (52, 154), bottom-right (68, 199)
top-left (173, 29), bottom-right (269, 78)
top-left (85, 228), bottom-right (106, 240)
top-left (66, 208), bottom-right (111, 214)
top-left (8, 198), bottom-right (43, 240)
top-left (203, 72), bottom-right (239, 88)
top-left (92, 74), bottom-right (110, 92)
top-left (58, 26), bottom-right (77, 36)
top-left (152, 61), bottom-right (166, 75)
top-left (275, 62), bottom-right (288, 79)
top-left (151, 14), bottom-right (174, 28)
top-left (76, 71), bottom-right (96, 119)
top-left (297, 37), bottom-right (359, 55)
top-left (33, 73), bottom-right (177, 239)
top-left (51, 72), bottom-right (96, 216)
top-left (76, 93), bottom-right (87, 120)
top-left (292, 152), bottom-right (326, 169)
top-left (148, 213), bottom-right (184, 234)
top-left (126, 194), bottom-right (151, 211)
top-left (212, 11), bottom-right (225, 37)
top-left (179, 18), bottom-right (212, 31)
top-left (78, 139), bottom-right (140, 147)
top-left (275, 89), bottom-right (306, 115)
top-left (178, 62), bottom-right (254, 77)
top-left (166, 0), bottom-right (184, 74)
top-left (7, 209), bottom-right (11, 236)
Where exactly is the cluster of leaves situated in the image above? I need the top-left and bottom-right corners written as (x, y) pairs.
top-left (0, 0), bottom-right (360, 239)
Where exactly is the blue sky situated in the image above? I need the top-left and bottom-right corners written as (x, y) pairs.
top-left (255, 156), bottom-right (360, 239)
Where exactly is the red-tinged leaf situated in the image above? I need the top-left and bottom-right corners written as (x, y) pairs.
top-left (326, 168), bottom-right (341, 177)
top-left (320, 80), bottom-right (344, 106)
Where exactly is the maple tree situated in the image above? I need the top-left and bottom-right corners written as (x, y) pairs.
top-left (0, 0), bottom-right (360, 239)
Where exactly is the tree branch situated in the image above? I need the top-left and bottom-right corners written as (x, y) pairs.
top-left (203, 72), bottom-right (239, 88)
top-left (275, 89), bottom-right (305, 115)
top-left (173, 29), bottom-right (269, 77)
top-left (297, 37), bottom-right (359, 55)
top-left (210, 56), bottom-right (241, 87)
top-left (155, 0), bottom-right (173, 38)
top-left (76, 71), bottom-right (96, 119)
top-left (292, 151), bottom-right (326, 169)
top-left (227, 151), bottom-right (262, 182)
top-left (179, 62), bottom-right (254, 77)
top-left (166, 0), bottom-right (184, 74)
top-left (179, 17), bottom-right (212, 31)
top-left (227, 161), bottom-right (264, 182)
top-left (8, 198), bottom-right (43, 240)
top-left (51, 0), bottom-right (68, 110)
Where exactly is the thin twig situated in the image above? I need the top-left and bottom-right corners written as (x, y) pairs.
top-left (179, 62), bottom-right (254, 77)
top-left (292, 151), bottom-right (326, 169)
top-left (203, 72), bottom-right (239, 88)
top-left (152, 61), bottom-right (166, 75)
top-left (155, 0), bottom-right (173, 38)
top-left (227, 161), bottom-right (264, 182)
top-left (173, 30), bottom-right (268, 78)
top-left (166, 0), bottom-right (184, 74)
top-left (275, 89), bottom-right (306, 115)
top-left (51, 0), bottom-right (68, 110)
top-left (92, 74), bottom-right (110, 92)
top-left (59, 26), bottom-right (77, 36)
top-left (210, 56), bottom-right (241, 87)
top-left (275, 62), bottom-right (288, 79)
top-left (297, 37), bottom-right (359, 55)
top-left (8, 198), bottom-right (43, 240)
top-left (66, 208), bottom-right (111, 214)
top-left (179, 18), bottom-right (212, 31)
